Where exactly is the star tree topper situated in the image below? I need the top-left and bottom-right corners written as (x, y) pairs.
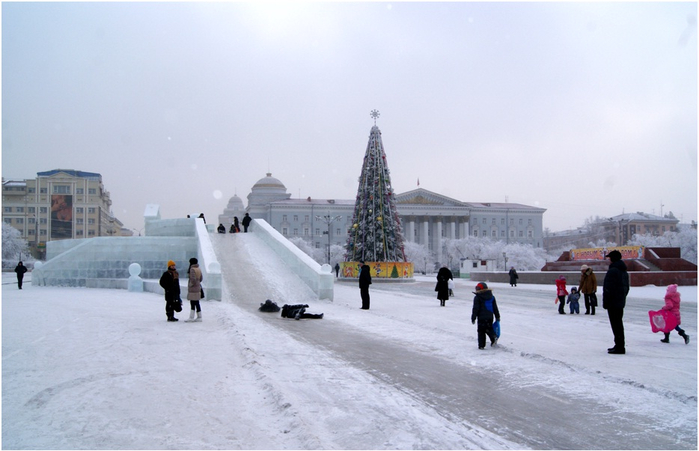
top-left (370, 109), bottom-right (380, 125)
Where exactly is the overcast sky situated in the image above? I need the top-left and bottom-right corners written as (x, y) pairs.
top-left (2, 2), bottom-right (697, 233)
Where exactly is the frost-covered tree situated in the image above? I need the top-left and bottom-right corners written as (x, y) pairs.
top-left (345, 125), bottom-right (406, 262)
top-left (288, 237), bottom-right (324, 264)
top-left (629, 225), bottom-right (697, 264)
top-left (443, 237), bottom-right (547, 271)
top-left (403, 242), bottom-right (433, 275)
top-left (2, 223), bottom-right (30, 262)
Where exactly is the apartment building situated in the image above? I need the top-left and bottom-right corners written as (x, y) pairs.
top-left (2, 169), bottom-right (124, 258)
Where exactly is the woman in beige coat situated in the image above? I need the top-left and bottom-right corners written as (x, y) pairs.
top-left (578, 264), bottom-right (598, 315)
top-left (186, 257), bottom-right (203, 322)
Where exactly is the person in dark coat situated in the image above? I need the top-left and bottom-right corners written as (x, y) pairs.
top-left (159, 260), bottom-right (181, 322)
top-left (14, 261), bottom-right (28, 289)
top-left (359, 261), bottom-right (372, 310)
top-left (217, 223), bottom-right (226, 233)
top-left (435, 265), bottom-right (453, 306)
top-left (281, 304), bottom-right (324, 320)
top-left (578, 264), bottom-right (598, 315)
top-left (471, 282), bottom-right (501, 349)
top-left (508, 267), bottom-right (519, 287)
top-left (241, 213), bottom-right (252, 232)
top-left (334, 263), bottom-right (340, 278)
top-left (603, 250), bottom-right (630, 354)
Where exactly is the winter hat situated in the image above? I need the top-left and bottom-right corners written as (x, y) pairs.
top-left (580, 264), bottom-right (589, 271)
top-left (605, 250), bottom-right (622, 262)
top-left (666, 284), bottom-right (678, 295)
top-left (189, 257), bottom-right (198, 264)
top-left (571, 287), bottom-right (578, 292)
top-left (167, 260), bottom-right (176, 268)
top-left (473, 282), bottom-right (489, 293)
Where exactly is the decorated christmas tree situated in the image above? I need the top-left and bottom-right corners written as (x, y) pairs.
top-left (345, 112), bottom-right (406, 263)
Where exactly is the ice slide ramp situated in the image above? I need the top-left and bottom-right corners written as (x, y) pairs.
top-left (210, 221), bottom-right (334, 305)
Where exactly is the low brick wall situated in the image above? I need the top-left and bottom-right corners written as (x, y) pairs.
top-left (468, 271), bottom-right (697, 287)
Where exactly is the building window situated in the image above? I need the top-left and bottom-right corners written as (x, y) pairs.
top-left (39, 229), bottom-right (47, 235)
top-left (53, 185), bottom-right (71, 194)
top-left (528, 230), bottom-right (533, 238)
top-left (315, 242), bottom-right (320, 248)
top-left (16, 218), bottom-right (23, 224)
top-left (519, 230), bottom-right (524, 237)
top-left (28, 218), bottom-right (35, 224)
top-left (28, 207), bottom-right (35, 213)
top-left (40, 218), bottom-right (47, 224)
top-left (528, 219), bottom-right (532, 225)
top-left (76, 219), bottom-right (84, 225)
top-left (76, 188), bottom-right (84, 194)
top-left (76, 230), bottom-right (83, 236)
top-left (501, 218), bottom-right (505, 225)
top-left (28, 229), bottom-right (35, 235)
top-left (482, 218), bottom-right (486, 224)
top-left (492, 218), bottom-right (496, 225)
top-left (510, 230), bottom-right (515, 238)
top-left (40, 188), bottom-right (47, 194)
top-left (16, 207), bottom-right (24, 213)
top-left (304, 228), bottom-right (309, 236)
top-left (88, 219), bottom-right (95, 225)
top-left (3, 207), bottom-right (10, 213)
top-left (293, 228), bottom-right (298, 236)
top-left (510, 219), bottom-right (513, 225)
top-left (501, 230), bottom-right (505, 237)
top-left (282, 215), bottom-right (287, 222)
top-left (519, 219), bottom-right (523, 225)
top-left (76, 207), bottom-right (83, 214)
top-left (492, 230), bottom-right (497, 237)
top-left (315, 228), bottom-right (320, 236)
top-left (40, 207), bottom-right (48, 213)
top-left (305, 215), bottom-right (309, 222)
top-left (3, 218), bottom-right (11, 224)
top-left (482, 230), bottom-right (487, 237)
top-left (293, 215), bottom-right (298, 222)
top-left (336, 228), bottom-right (341, 235)
top-left (88, 208), bottom-right (96, 214)
top-left (28, 187), bottom-right (35, 193)
top-left (473, 229), bottom-right (478, 236)
top-left (88, 230), bottom-right (95, 236)
top-left (88, 188), bottom-right (97, 195)
top-left (282, 227), bottom-right (288, 235)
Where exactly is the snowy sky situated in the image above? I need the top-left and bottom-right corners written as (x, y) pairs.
top-left (2, 1), bottom-right (697, 233)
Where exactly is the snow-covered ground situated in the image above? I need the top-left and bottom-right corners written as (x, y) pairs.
top-left (2, 233), bottom-right (697, 449)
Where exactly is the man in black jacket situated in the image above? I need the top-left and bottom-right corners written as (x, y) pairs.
top-left (603, 250), bottom-right (630, 354)
top-left (359, 261), bottom-right (372, 310)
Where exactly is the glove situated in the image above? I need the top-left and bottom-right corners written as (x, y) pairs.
top-left (471, 320), bottom-right (475, 325)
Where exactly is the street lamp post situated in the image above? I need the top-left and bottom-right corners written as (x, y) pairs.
top-left (503, 252), bottom-right (507, 271)
top-left (315, 214), bottom-right (342, 264)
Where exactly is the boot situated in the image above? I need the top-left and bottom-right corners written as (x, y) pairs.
top-left (185, 310), bottom-right (195, 322)
top-left (194, 311), bottom-right (202, 322)
top-left (661, 333), bottom-right (670, 343)
top-left (679, 330), bottom-right (690, 344)
top-left (591, 306), bottom-right (596, 315)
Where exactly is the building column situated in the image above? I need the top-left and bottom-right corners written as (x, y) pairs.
top-left (407, 218), bottom-right (415, 243)
top-left (421, 219), bottom-right (429, 247)
top-left (449, 220), bottom-right (456, 240)
top-left (434, 220), bottom-right (443, 264)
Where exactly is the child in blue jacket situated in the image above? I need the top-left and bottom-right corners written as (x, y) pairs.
top-left (567, 287), bottom-right (581, 314)
top-left (471, 282), bottom-right (501, 349)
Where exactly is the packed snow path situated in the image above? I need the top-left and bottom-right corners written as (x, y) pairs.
top-left (212, 233), bottom-right (697, 449)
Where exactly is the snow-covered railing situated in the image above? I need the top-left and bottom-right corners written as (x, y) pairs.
top-left (250, 219), bottom-right (334, 301)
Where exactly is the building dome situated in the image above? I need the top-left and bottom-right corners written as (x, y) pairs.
top-left (226, 194), bottom-right (244, 210)
top-left (247, 172), bottom-right (291, 221)
top-left (252, 173), bottom-right (287, 191)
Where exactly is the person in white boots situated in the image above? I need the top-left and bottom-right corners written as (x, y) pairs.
top-left (186, 257), bottom-right (203, 322)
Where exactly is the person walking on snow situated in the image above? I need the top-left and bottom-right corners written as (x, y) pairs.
top-left (660, 284), bottom-right (690, 344)
top-left (435, 265), bottom-right (453, 307)
top-left (578, 264), bottom-right (598, 315)
top-left (186, 257), bottom-right (203, 322)
top-left (14, 261), bottom-right (27, 289)
top-left (159, 260), bottom-right (180, 322)
top-left (359, 261), bottom-right (372, 310)
top-left (509, 267), bottom-right (519, 287)
top-left (471, 282), bottom-right (501, 349)
top-left (556, 275), bottom-right (568, 314)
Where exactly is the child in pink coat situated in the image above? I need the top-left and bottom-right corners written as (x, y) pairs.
top-left (661, 284), bottom-right (690, 344)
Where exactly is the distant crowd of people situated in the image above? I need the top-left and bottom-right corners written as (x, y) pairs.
top-left (217, 213), bottom-right (251, 234)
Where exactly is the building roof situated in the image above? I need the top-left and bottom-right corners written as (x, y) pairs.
top-left (37, 169), bottom-right (102, 179)
top-left (610, 212), bottom-right (679, 223)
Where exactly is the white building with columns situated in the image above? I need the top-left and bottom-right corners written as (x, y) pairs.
top-left (230, 173), bottom-right (546, 266)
